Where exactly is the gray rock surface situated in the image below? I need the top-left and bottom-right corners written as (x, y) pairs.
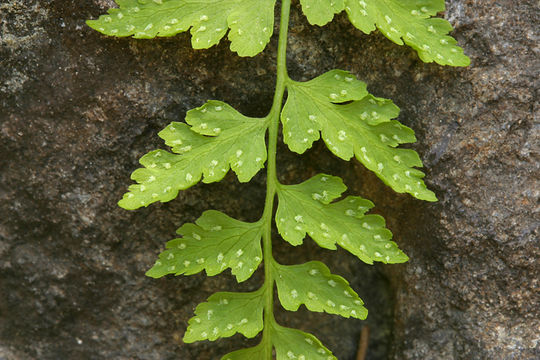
top-left (1, 1), bottom-right (538, 359)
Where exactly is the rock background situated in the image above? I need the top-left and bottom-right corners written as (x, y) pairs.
top-left (0, 0), bottom-right (538, 359)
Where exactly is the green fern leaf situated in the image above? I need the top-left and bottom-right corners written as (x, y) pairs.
top-left (86, 0), bottom-right (276, 57)
top-left (118, 101), bottom-right (268, 210)
top-left (184, 289), bottom-right (265, 342)
top-left (283, 70), bottom-right (437, 201)
top-left (146, 210), bottom-right (263, 282)
top-left (300, 0), bottom-right (469, 66)
top-left (272, 324), bottom-right (336, 360)
top-left (221, 344), bottom-right (268, 360)
top-left (276, 174), bottom-right (408, 264)
top-left (274, 261), bottom-right (368, 319)
top-left (89, 0), bottom-right (471, 357)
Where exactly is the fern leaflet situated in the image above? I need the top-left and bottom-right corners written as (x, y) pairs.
top-left (300, 0), bottom-right (470, 66)
top-left (86, 0), bottom-right (276, 56)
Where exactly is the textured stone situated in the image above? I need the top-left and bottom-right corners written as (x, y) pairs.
top-left (1, 1), bottom-right (538, 360)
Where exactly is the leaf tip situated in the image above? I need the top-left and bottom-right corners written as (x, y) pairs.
top-left (118, 195), bottom-right (140, 210)
top-left (356, 307), bottom-right (368, 320)
top-left (182, 330), bottom-right (197, 344)
top-left (420, 190), bottom-right (438, 202)
top-left (456, 54), bottom-right (472, 67)
top-left (390, 250), bottom-right (410, 264)
top-left (85, 18), bottom-right (110, 35)
top-left (144, 270), bottom-right (158, 279)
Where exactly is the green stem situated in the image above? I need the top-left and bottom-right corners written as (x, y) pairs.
top-left (261, 0), bottom-right (291, 357)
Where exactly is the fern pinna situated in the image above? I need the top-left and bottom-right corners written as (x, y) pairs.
top-left (87, 0), bottom-right (469, 358)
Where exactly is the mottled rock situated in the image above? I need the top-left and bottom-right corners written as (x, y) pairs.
top-left (0, 1), bottom-right (537, 360)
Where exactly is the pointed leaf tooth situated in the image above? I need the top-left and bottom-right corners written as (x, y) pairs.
top-left (283, 71), bottom-right (437, 201)
top-left (300, 0), bottom-right (345, 26)
top-left (87, 0), bottom-right (277, 57)
top-left (271, 324), bottom-right (337, 360)
top-left (146, 210), bottom-right (263, 282)
top-left (274, 261), bottom-right (368, 319)
top-left (276, 174), bottom-right (409, 264)
top-left (354, 96), bottom-right (400, 126)
top-left (118, 101), bottom-right (268, 209)
top-left (183, 289), bottom-right (265, 343)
